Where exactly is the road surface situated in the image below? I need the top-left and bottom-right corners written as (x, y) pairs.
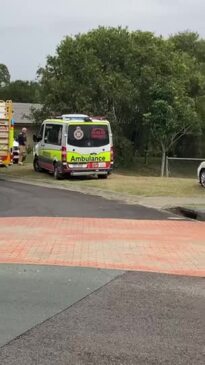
top-left (0, 180), bottom-right (204, 364)
top-left (0, 179), bottom-right (171, 219)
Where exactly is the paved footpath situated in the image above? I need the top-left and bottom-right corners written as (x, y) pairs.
top-left (0, 217), bottom-right (204, 276)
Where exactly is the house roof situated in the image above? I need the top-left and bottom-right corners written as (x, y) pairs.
top-left (13, 103), bottom-right (42, 125)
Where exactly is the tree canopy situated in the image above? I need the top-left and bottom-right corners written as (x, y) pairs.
top-left (36, 28), bottom-right (205, 173)
top-left (0, 64), bottom-right (10, 86)
top-left (0, 80), bottom-right (40, 103)
top-left (1, 28), bottom-right (205, 173)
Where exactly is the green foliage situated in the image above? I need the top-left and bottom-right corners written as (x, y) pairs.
top-left (2, 27), bottom-right (204, 173)
top-left (36, 27), bottom-right (205, 174)
top-left (0, 64), bottom-right (10, 86)
top-left (0, 80), bottom-right (41, 103)
top-left (169, 31), bottom-right (205, 63)
top-left (113, 134), bottom-right (135, 166)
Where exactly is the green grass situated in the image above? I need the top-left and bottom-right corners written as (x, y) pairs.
top-left (1, 162), bottom-right (204, 198)
top-left (75, 174), bottom-right (203, 197)
top-left (116, 157), bottom-right (201, 178)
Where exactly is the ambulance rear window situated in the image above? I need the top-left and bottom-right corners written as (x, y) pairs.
top-left (67, 125), bottom-right (109, 147)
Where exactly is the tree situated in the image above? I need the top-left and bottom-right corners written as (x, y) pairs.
top-left (144, 91), bottom-right (200, 176)
top-left (0, 64), bottom-right (10, 86)
top-left (37, 27), bottom-right (204, 169)
top-left (37, 28), bottom-right (168, 162)
top-left (0, 80), bottom-right (41, 103)
top-left (169, 31), bottom-right (205, 63)
top-left (169, 31), bottom-right (205, 157)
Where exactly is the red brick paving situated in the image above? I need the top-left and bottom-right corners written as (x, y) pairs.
top-left (0, 217), bottom-right (204, 276)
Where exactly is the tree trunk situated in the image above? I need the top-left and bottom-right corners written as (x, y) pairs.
top-left (161, 148), bottom-right (166, 177)
top-left (144, 148), bottom-right (149, 165)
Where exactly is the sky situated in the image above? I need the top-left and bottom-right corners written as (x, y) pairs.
top-left (0, 0), bottom-right (204, 81)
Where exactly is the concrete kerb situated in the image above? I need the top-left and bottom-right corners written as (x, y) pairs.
top-left (0, 176), bottom-right (201, 219)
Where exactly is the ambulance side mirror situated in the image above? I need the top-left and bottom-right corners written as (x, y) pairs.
top-left (33, 134), bottom-right (42, 142)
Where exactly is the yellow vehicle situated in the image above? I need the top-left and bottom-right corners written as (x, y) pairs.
top-left (0, 100), bottom-right (14, 166)
top-left (33, 115), bottom-right (113, 179)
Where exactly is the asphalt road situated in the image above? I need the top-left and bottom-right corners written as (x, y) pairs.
top-left (0, 180), bottom-right (172, 219)
top-left (0, 265), bottom-right (122, 347)
top-left (0, 271), bottom-right (204, 365)
top-left (1, 180), bottom-right (203, 364)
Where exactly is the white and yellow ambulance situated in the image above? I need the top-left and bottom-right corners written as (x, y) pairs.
top-left (33, 115), bottom-right (113, 179)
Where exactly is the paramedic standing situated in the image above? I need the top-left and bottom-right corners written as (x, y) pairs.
top-left (18, 128), bottom-right (27, 165)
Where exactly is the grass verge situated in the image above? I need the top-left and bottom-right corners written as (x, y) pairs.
top-left (0, 163), bottom-right (204, 198)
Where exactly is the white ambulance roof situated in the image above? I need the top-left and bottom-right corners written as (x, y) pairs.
top-left (62, 114), bottom-right (89, 120)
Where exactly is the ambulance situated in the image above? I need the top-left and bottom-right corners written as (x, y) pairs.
top-left (0, 100), bottom-right (14, 166)
top-left (33, 115), bottom-right (113, 179)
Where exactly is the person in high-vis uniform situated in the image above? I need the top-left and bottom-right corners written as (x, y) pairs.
top-left (17, 128), bottom-right (27, 165)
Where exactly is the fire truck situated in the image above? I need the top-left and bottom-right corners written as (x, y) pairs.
top-left (0, 100), bottom-right (14, 166)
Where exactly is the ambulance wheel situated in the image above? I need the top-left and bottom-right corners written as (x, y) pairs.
top-left (33, 157), bottom-right (43, 172)
top-left (54, 164), bottom-right (64, 180)
top-left (200, 169), bottom-right (205, 187)
top-left (98, 174), bottom-right (108, 179)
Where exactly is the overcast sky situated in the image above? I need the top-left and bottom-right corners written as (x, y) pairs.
top-left (0, 0), bottom-right (204, 80)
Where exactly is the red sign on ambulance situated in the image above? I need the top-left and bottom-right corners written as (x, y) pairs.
top-left (91, 128), bottom-right (106, 139)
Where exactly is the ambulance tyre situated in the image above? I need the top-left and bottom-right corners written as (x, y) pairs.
top-left (33, 157), bottom-right (43, 172)
top-left (54, 163), bottom-right (64, 180)
top-left (200, 169), bottom-right (205, 187)
top-left (98, 174), bottom-right (108, 179)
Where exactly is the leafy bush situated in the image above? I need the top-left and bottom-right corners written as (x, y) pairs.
top-left (113, 134), bottom-right (135, 166)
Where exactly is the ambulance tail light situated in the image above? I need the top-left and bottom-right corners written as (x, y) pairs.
top-left (61, 146), bottom-right (67, 162)
top-left (10, 150), bottom-right (13, 164)
top-left (110, 146), bottom-right (114, 162)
